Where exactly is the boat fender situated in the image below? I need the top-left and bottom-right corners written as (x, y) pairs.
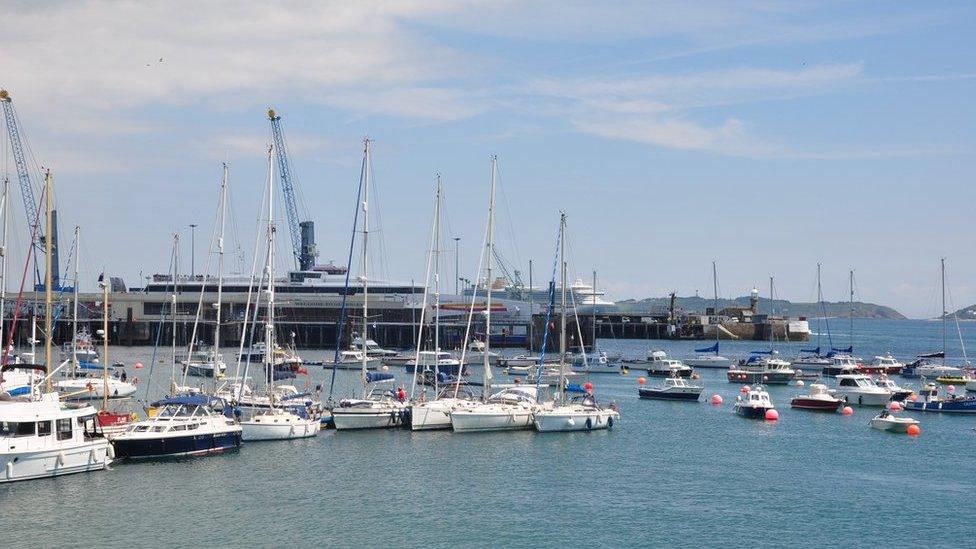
top-left (607, 416), bottom-right (614, 428)
top-left (107, 444), bottom-right (115, 460)
top-left (585, 417), bottom-right (593, 430)
top-left (89, 449), bottom-right (96, 463)
top-left (5, 461), bottom-right (12, 478)
top-left (567, 417), bottom-right (576, 427)
top-left (57, 452), bottom-right (66, 466)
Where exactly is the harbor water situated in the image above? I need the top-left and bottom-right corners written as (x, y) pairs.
top-left (2, 319), bottom-right (975, 547)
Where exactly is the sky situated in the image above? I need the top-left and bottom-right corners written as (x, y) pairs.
top-left (0, 0), bottom-right (973, 318)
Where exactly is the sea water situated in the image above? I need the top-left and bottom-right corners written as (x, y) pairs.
top-left (2, 319), bottom-right (974, 547)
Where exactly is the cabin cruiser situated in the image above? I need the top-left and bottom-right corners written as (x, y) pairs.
top-left (498, 354), bottom-right (558, 369)
top-left (180, 346), bottom-right (227, 378)
top-left (60, 328), bottom-right (99, 364)
top-left (625, 350), bottom-right (693, 378)
top-left (404, 351), bottom-right (464, 376)
top-left (111, 394), bottom-right (242, 459)
top-left (869, 410), bottom-right (919, 432)
top-left (790, 383), bottom-right (844, 412)
top-left (465, 339), bottom-right (501, 366)
top-left (534, 390), bottom-right (619, 432)
top-left (325, 350), bottom-right (381, 370)
top-left (331, 373), bottom-right (410, 430)
top-left (1, 368), bottom-right (112, 483)
top-left (834, 374), bottom-right (891, 406)
top-left (734, 385), bottom-right (775, 419)
top-left (873, 376), bottom-right (912, 401)
top-left (861, 353), bottom-right (904, 375)
top-left (902, 383), bottom-right (976, 414)
top-left (638, 377), bottom-right (703, 401)
top-left (570, 351), bottom-right (625, 374)
top-left (239, 342), bottom-right (303, 370)
top-left (410, 385), bottom-right (480, 431)
top-left (351, 335), bottom-right (398, 358)
top-left (727, 353), bottom-right (795, 384)
top-left (450, 385), bottom-right (538, 432)
top-left (822, 354), bottom-right (860, 377)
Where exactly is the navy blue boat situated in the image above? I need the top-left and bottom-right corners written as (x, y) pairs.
top-left (111, 395), bottom-right (243, 459)
top-left (734, 386), bottom-right (775, 419)
top-left (638, 377), bottom-right (703, 401)
top-left (903, 383), bottom-right (976, 414)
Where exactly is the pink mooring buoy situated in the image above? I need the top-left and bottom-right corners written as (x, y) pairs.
top-left (764, 409), bottom-right (779, 421)
top-left (841, 406), bottom-right (854, 416)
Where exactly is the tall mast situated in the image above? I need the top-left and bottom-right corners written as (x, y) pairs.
top-left (712, 261), bottom-right (718, 352)
top-left (264, 147), bottom-right (276, 394)
top-left (433, 175), bottom-right (442, 395)
top-left (43, 171), bottom-right (53, 391)
top-left (528, 259), bottom-right (533, 353)
top-left (72, 226), bottom-right (79, 369)
top-left (592, 270), bottom-right (597, 353)
top-left (101, 273), bottom-right (109, 409)
top-left (941, 258), bottom-right (947, 366)
top-left (768, 276), bottom-right (774, 350)
top-left (848, 269), bottom-right (854, 351)
top-left (170, 234), bottom-right (179, 393)
top-left (483, 156), bottom-right (497, 400)
top-left (558, 213), bottom-right (567, 405)
top-left (215, 163), bottom-right (228, 392)
top-left (360, 139), bottom-right (371, 397)
top-left (0, 178), bottom-right (9, 360)
top-left (816, 263), bottom-right (822, 350)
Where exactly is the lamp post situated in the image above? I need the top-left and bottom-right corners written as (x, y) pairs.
top-left (453, 237), bottom-right (460, 295)
top-left (189, 224), bottom-right (198, 278)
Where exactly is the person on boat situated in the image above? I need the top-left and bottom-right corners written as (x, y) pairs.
top-left (396, 386), bottom-right (407, 402)
top-left (120, 370), bottom-right (127, 382)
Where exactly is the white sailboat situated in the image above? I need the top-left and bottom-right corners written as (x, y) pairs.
top-left (685, 261), bottom-right (734, 369)
top-left (332, 139), bottom-right (408, 430)
top-left (534, 213), bottom-right (619, 432)
top-left (2, 171), bottom-right (112, 481)
top-left (239, 150), bottom-right (319, 441)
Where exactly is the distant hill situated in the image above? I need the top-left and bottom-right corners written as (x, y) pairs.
top-left (949, 305), bottom-right (976, 320)
top-left (614, 295), bottom-right (906, 320)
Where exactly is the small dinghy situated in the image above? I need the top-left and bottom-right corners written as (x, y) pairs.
top-left (638, 376), bottom-right (703, 401)
top-left (869, 410), bottom-right (919, 433)
top-left (790, 383), bottom-right (844, 412)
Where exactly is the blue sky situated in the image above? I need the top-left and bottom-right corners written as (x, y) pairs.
top-left (0, 1), bottom-right (973, 318)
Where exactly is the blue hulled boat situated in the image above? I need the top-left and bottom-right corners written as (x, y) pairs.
top-left (903, 383), bottom-right (976, 414)
top-left (111, 395), bottom-right (242, 459)
top-left (734, 385), bottom-right (775, 419)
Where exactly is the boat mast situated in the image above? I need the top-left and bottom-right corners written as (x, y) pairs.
top-left (433, 175), bottom-right (441, 395)
top-left (941, 258), bottom-right (946, 366)
top-left (816, 263), bottom-right (822, 352)
top-left (848, 269), bottom-right (854, 352)
top-left (712, 261), bottom-right (719, 353)
top-left (43, 170), bottom-right (53, 392)
top-left (71, 226), bottom-right (79, 370)
top-left (592, 270), bottom-right (597, 354)
top-left (0, 178), bottom-right (6, 360)
top-left (360, 139), bottom-right (371, 398)
top-left (215, 162), bottom-right (228, 392)
top-left (482, 155), bottom-right (497, 401)
top-left (170, 233), bottom-right (179, 393)
top-left (558, 213), bottom-right (567, 405)
top-left (528, 259), bottom-right (533, 353)
top-left (768, 276), bottom-right (774, 351)
top-left (101, 273), bottom-right (109, 410)
top-left (264, 147), bottom-right (277, 398)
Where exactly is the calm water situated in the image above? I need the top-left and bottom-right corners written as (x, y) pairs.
top-left (3, 319), bottom-right (975, 548)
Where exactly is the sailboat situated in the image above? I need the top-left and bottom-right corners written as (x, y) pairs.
top-left (727, 277), bottom-right (795, 384)
top-left (533, 213), bottom-right (619, 432)
top-left (332, 139), bottom-right (409, 430)
top-left (411, 175), bottom-right (485, 430)
top-left (820, 270), bottom-right (860, 377)
top-left (2, 171), bottom-right (112, 482)
top-left (239, 150), bottom-right (319, 441)
top-left (685, 261), bottom-right (734, 369)
top-left (790, 263), bottom-right (832, 372)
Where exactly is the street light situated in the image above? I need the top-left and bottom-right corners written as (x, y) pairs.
top-left (453, 237), bottom-right (460, 295)
top-left (189, 224), bottom-right (198, 278)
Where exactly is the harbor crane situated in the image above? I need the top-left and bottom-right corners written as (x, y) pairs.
top-left (0, 89), bottom-right (61, 289)
top-left (268, 108), bottom-right (317, 271)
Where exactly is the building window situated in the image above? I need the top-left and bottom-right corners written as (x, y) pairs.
top-left (57, 418), bottom-right (73, 440)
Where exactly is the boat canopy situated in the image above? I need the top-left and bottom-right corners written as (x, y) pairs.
top-left (800, 346), bottom-right (821, 355)
top-left (917, 351), bottom-right (945, 359)
top-left (750, 350), bottom-right (773, 355)
top-left (366, 372), bottom-right (395, 383)
top-left (151, 394), bottom-right (212, 407)
top-left (695, 342), bottom-right (719, 354)
top-left (831, 346), bottom-right (853, 354)
top-left (566, 383), bottom-right (587, 393)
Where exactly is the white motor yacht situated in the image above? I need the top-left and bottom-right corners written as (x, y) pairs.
top-left (626, 350), bottom-right (693, 378)
top-left (351, 335), bottom-right (399, 358)
top-left (404, 351), bottom-right (463, 377)
top-left (181, 347), bottom-right (227, 378)
top-left (834, 374), bottom-right (892, 406)
top-left (326, 350), bottom-right (381, 370)
top-left (450, 386), bottom-right (538, 432)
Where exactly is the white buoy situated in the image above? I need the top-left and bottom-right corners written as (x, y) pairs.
top-left (796, 380), bottom-right (805, 387)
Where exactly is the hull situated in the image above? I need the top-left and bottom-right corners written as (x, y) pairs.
top-left (904, 399), bottom-right (976, 414)
top-left (326, 359), bottom-right (381, 370)
top-left (837, 392), bottom-right (890, 407)
top-left (735, 405), bottom-right (773, 419)
top-left (451, 409), bottom-right (534, 432)
top-left (1, 440), bottom-right (111, 483)
top-left (185, 364), bottom-right (226, 378)
top-left (241, 420), bottom-right (319, 441)
top-left (684, 356), bottom-right (733, 369)
top-left (638, 387), bottom-right (702, 401)
top-left (404, 363), bottom-right (464, 376)
top-left (332, 408), bottom-right (408, 430)
top-left (870, 418), bottom-right (917, 432)
top-left (727, 371), bottom-right (793, 384)
top-left (534, 410), bottom-right (618, 432)
top-left (112, 430), bottom-right (242, 459)
top-left (643, 368), bottom-right (692, 378)
top-left (55, 380), bottom-right (138, 400)
top-left (790, 397), bottom-right (843, 411)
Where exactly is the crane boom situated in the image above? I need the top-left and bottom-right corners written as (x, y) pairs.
top-left (268, 108), bottom-right (316, 271)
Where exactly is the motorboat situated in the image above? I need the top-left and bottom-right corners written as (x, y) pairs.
top-left (625, 350), bottom-right (693, 378)
top-left (821, 353), bottom-right (860, 377)
top-left (325, 350), bottom-right (381, 370)
top-left (901, 357), bottom-right (964, 379)
top-left (790, 383), bottom-right (844, 412)
top-left (240, 405), bottom-right (319, 441)
top-left (861, 353), bottom-right (904, 375)
top-left (60, 328), bottom-right (99, 364)
top-left (410, 385), bottom-right (480, 431)
top-left (239, 342), bottom-right (303, 371)
top-left (403, 351), bottom-right (464, 376)
top-left (727, 353), bottom-right (795, 384)
top-left (110, 394), bottom-right (242, 459)
top-left (902, 383), bottom-right (976, 414)
top-left (874, 376), bottom-right (913, 401)
top-left (534, 391), bottom-right (619, 432)
top-left (351, 334), bottom-right (398, 358)
top-left (180, 346), bottom-right (227, 378)
top-left (1, 368), bottom-right (112, 483)
top-left (331, 373), bottom-right (410, 430)
top-left (834, 374), bottom-right (891, 406)
top-left (733, 385), bottom-right (775, 419)
top-left (638, 376), bottom-right (703, 401)
top-left (869, 410), bottom-right (920, 433)
top-left (570, 351), bottom-right (625, 374)
top-left (450, 385), bottom-right (538, 432)
top-left (466, 339), bottom-right (501, 366)
top-left (498, 354), bottom-right (558, 369)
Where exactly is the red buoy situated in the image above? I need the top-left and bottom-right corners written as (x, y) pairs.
top-left (907, 424), bottom-right (921, 436)
top-left (841, 406), bottom-right (854, 416)
top-left (637, 377), bottom-right (647, 385)
top-left (888, 401), bottom-right (903, 412)
top-left (740, 385), bottom-right (751, 394)
top-left (134, 362), bottom-right (144, 370)
top-left (764, 409), bottom-right (779, 421)
top-left (710, 394), bottom-right (723, 405)
top-left (583, 381), bottom-right (594, 392)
